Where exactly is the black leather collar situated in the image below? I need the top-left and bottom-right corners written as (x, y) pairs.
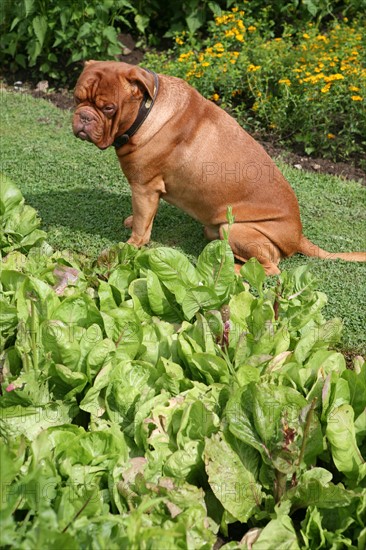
top-left (112, 69), bottom-right (159, 149)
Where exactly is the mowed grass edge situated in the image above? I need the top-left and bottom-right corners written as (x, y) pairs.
top-left (1, 90), bottom-right (365, 352)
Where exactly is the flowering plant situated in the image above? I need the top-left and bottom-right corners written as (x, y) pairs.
top-left (145, 5), bottom-right (365, 164)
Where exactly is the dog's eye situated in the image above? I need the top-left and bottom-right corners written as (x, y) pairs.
top-left (102, 105), bottom-right (116, 115)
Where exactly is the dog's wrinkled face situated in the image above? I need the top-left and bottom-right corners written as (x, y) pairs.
top-left (72, 61), bottom-right (155, 150)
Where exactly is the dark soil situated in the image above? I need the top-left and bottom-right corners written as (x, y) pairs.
top-left (3, 32), bottom-right (366, 185)
top-left (259, 139), bottom-right (366, 185)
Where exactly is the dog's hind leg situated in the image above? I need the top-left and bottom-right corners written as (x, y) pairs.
top-left (219, 223), bottom-right (282, 275)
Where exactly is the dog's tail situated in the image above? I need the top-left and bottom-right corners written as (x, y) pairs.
top-left (298, 235), bottom-right (366, 262)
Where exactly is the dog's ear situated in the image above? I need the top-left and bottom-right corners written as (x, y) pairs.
top-left (125, 66), bottom-right (156, 99)
top-left (84, 60), bottom-right (98, 67)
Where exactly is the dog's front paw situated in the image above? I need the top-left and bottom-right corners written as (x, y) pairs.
top-left (123, 215), bottom-right (133, 229)
top-left (127, 235), bottom-right (149, 248)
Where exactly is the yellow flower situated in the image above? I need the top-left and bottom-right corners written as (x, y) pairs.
top-left (212, 93), bottom-right (220, 101)
top-left (278, 78), bottom-right (291, 86)
top-left (248, 26), bottom-right (256, 32)
top-left (324, 73), bottom-right (344, 82)
top-left (303, 73), bottom-right (325, 84)
top-left (303, 33), bottom-right (310, 39)
top-left (175, 37), bottom-right (184, 45)
top-left (232, 6), bottom-right (238, 12)
top-left (178, 52), bottom-right (192, 63)
top-left (351, 95), bottom-right (363, 101)
top-left (321, 83), bottom-right (331, 93)
top-left (201, 62), bottom-right (210, 67)
top-left (235, 34), bottom-right (244, 42)
top-left (349, 86), bottom-right (360, 92)
top-left (225, 30), bottom-right (235, 38)
top-left (327, 133), bottom-right (336, 139)
top-left (247, 64), bottom-right (261, 72)
top-left (215, 14), bottom-right (234, 25)
top-left (214, 42), bottom-right (225, 53)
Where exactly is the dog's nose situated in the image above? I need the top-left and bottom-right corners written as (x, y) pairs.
top-left (79, 111), bottom-right (93, 123)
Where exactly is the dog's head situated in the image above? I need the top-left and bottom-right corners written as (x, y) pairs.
top-left (72, 61), bottom-right (155, 150)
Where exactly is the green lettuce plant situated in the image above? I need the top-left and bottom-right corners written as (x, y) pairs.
top-left (1, 177), bottom-right (365, 548)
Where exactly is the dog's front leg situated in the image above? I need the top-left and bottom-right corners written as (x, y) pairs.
top-left (126, 181), bottom-right (163, 247)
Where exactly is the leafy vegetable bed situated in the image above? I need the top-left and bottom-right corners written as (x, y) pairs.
top-left (1, 174), bottom-right (365, 549)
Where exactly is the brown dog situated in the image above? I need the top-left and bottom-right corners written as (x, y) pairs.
top-left (73, 61), bottom-right (366, 274)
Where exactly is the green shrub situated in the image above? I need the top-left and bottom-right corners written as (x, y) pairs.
top-left (0, 0), bottom-right (137, 82)
top-left (145, 7), bottom-right (366, 164)
top-left (0, 0), bottom-right (233, 83)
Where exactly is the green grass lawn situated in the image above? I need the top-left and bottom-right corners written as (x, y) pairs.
top-left (1, 90), bottom-right (365, 353)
